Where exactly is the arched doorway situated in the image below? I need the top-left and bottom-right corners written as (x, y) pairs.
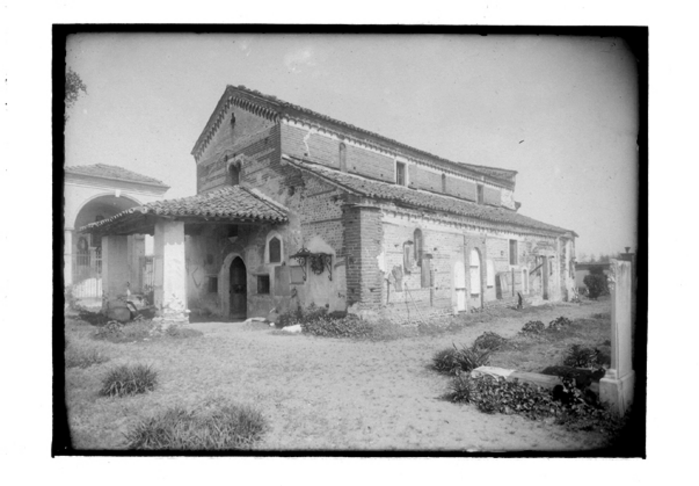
top-left (229, 257), bottom-right (247, 319)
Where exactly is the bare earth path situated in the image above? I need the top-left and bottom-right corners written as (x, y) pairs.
top-left (66, 300), bottom-right (611, 451)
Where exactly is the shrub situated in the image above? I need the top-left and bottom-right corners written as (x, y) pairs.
top-left (100, 364), bottom-right (158, 397)
top-left (563, 344), bottom-right (605, 369)
top-left (473, 331), bottom-right (507, 351)
top-left (78, 309), bottom-right (110, 326)
top-left (125, 403), bottom-right (267, 450)
top-left (278, 303), bottom-right (328, 328)
top-left (583, 274), bottom-right (609, 299)
top-left (65, 346), bottom-right (110, 369)
top-left (445, 374), bottom-right (562, 420)
top-left (520, 320), bottom-right (545, 335)
top-left (547, 316), bottom-right (572, 331)
top-left (433, 343), bottom-right (491, 375)
top-left (93, 320), bottom-right (202, 343)
top-left (303, 314), bottom-right (376, 339)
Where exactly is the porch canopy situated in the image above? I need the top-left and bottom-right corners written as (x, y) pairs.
top-left (80, 186), bottom-right (288, 324)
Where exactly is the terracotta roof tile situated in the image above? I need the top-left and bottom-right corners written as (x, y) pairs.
top-left (284, 155), bottom-right (573, 236)
top-left (82, 186), bottom-right (287, 232)
top-left (66, 164), bottom-right (169, 187)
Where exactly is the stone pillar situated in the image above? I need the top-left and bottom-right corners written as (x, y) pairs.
top-left (64, 229), bottom-right (73, 286)
top-left (101, 234), bottom-right (130, 310)
top-left (153, 220), bottom-right (188, 325)
top-left (599, 260), bottom-right (635, 416)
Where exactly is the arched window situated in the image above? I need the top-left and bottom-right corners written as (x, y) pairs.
top-left (269, 237), bottom-right (281, 264)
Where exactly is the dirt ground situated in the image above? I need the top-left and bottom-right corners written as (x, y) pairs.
top-left (65, 299), bottom-right (613, 451)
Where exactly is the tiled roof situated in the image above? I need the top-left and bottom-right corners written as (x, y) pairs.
top-left (192, 86), bottom-right (517, 187)
top-left (66, 164), bottom-right (169, 187)
top-left (82, 186), bottom-right (287, 233)
top-left (284, 155), bottom-right (573, 236)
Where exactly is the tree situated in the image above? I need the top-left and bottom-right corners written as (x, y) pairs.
top-left (65, 67), bottom-right (87, 121)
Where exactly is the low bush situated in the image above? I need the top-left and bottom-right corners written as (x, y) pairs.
top-left (277, 303), bottom-right (328, 328)
top-left (65, 346), bottom-right (110, 369)
top-left (520, 320), bottom-right (546, 335)
top-left (77, 309), bottom-right (111, 326)
top-left (303, 314), bottom-right (389, 339)
top-left (583, 274), bottom-right (609, 299)
top-left (100, 364), bottom-right (158, 397)
top-left (473, 331), bottom-right (507, 351)
top-left (125, 403), bottom-right (267, 450)
top-left (433, 343), bottom-right (491, 375)
top-left (563, 344), bottom-right (606, 369)
top-left (445, 374), bottom-right (619, 434)
top-left (547, 316), bottom-right (572, 331)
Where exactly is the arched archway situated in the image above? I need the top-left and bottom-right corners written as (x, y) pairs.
top-left (220, 253), bottom-right (247, 319)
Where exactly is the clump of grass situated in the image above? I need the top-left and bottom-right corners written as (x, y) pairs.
top-left (433, 343), bottom-right (491, 375)
top-left (100, 364), bottom-right (158, 397)
top-left (125, 403), bottom-right (267, 450)
top-left (65, 345), bottom-right (110, 369)
top-left (547, 316), bottom-right (572, 332)
top-left (164, 325), bottom-right (204, 339)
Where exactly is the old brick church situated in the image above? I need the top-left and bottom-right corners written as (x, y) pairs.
top-left (84, 85), bottom-right (577, 323)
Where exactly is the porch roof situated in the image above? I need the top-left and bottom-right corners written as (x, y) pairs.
top-left (79, 186), bottom-right (288, 235)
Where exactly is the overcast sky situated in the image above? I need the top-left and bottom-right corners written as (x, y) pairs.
top-left (65, 33), bottom-right (639, 259)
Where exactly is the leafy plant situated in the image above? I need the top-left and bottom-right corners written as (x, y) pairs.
top-left (100, 364), bottom-right (158, 397)
top-left (433, 343), bottom-right (491, 375)
top-left (583, 274), bottom-right (609, 299)
top-left (563, 344), bottom-right (605, 369)
top-left (125, 403), bottom-right (267, 450)
top-left (520, 320), bottom-right (545, 335)
top-left (547, 316), bottom-right (572, 331)
top-left (473, 331), bottom-right (507, 351)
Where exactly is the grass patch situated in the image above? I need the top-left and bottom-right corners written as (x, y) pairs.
top-left (100, 364), bottom-right (158, 397)
top-left (125, 402), bottom-right (267, 450)
top-left (65, 345), bottom-right (110, 369)
top-left (93, 320), bottom-right (203, 343)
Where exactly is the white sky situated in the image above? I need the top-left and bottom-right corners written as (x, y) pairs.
top-left (65, 34), bottom-right (638, 258)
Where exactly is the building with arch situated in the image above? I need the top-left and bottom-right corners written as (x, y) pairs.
top-left (82, 86), bottom-right (576, 324)
top-left (65, 164), bottom-right (169, 303)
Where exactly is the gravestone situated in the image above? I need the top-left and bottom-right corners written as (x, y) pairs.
top-left (599, 260), bottom-right (635, 416)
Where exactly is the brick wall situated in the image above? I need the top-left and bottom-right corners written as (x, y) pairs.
top-left (444, 175), bottom-right (477, 201)
top-left (343, 204), bottom-right (384, 307)
top-left (408, 164), bottom-right (443, 192)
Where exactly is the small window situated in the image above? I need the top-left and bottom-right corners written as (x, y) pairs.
top-left (413, 229), bottom-right (423, 267)
top-left (269, 237), bottom-right (281, 263)
top-left (208, 276), bottom-right (218, 294)
top-left (403, 241), bottom-right (414, 272)
top-left (396, 162), bottom-right (406, 186)
top-left (477, 184), bottom-right (484, 204)
top-left (509, 240), bottom-right (518, 265)
top-left (229, 164), bottom-right (240, 186)
top-left (486, 259), bottom-right (495, 288)
top-left (339, 142), bottom-right (347, 172)
top-left (257, 275), bottom-right (270, 294)
top-left (228, 225), bottom-right (239, 238)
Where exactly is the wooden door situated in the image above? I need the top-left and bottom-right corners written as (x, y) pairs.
top-left (229, 257), bottom-right (247, 319)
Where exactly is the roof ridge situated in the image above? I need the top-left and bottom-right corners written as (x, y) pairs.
top-left (192, 85), bottom-right (517, 186)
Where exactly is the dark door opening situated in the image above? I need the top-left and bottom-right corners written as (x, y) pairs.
top-left (230, 257), bottom-right (247, 319)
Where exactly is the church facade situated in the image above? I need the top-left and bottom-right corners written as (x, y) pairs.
top-left (84, 86), bottom-right (576, 323)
